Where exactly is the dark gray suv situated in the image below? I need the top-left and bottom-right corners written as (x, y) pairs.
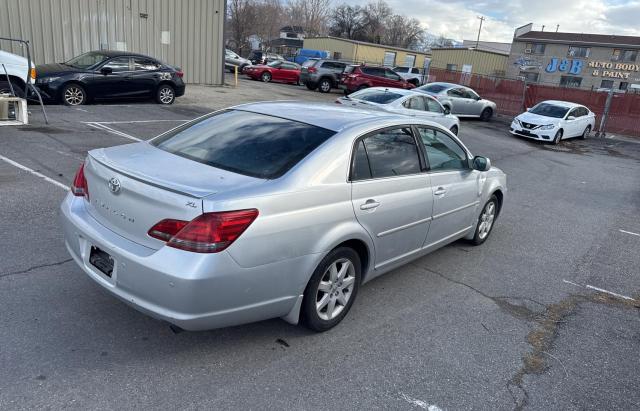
top-left (300, 59), bottom-right (347, 93)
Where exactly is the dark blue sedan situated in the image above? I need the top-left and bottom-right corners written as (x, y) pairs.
top-left (35, 50), bottom-right (185, 106)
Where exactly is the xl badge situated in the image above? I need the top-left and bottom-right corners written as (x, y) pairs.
top-left (108, 177), bottom-right (121, 194)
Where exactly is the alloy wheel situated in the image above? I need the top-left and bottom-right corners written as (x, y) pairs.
top-left (159, 87), bottom-right (174, 104)
top-left (315, 258), bottom-right (356, 321)
top-left (64, 86), bottom-right (84, 105)
top-left (478, 201), bottom-right (496, 240)
top-left (320, 80), bottom-right (331, 93)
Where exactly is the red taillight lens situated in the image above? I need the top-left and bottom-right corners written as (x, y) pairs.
top-left (71, 162), bottom-right (89, 199)
top-left (176, 70), bottom-right (184, 78)
top-left (308, 67), bottom-right (317, 73)
top-left (148, 209), bottom-right (259, 253)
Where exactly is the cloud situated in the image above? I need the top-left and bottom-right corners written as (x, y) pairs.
top-left (339, 0), bottom-right (640, 42)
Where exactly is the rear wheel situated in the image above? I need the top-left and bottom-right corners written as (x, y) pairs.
top-left (480, 107), bottom-right (493, 121)
top-left (318, 78), bottom-right (332, 93)
top-left (156, 84), bottom-right (175, 104)
top-left (471, 195), bottom-right (498, 245)
top-left (580, 125), bottom-right (591, 140)
top-left (302, 247), bottom-right (361, 332)
top-left (449, 125), bottom-right (459, 135)
top-left (553, 129), bottom-right (563, 145)
top-left (261, 71), bottom-right (272, 82)
top-left (62, 83), bottom-right (86, 106)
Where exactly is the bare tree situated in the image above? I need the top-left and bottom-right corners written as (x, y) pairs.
top-left (227, 0), bottom-right (258, 55)
top-left (384, 15), bottom-right (425, 49)
top-left (286, 0), bottom-right (332, 36)
top-left (329, 4), bottom-right (364, 39)
top-left (360, 0), bottom-right (392, 43)
top-left (253, 0), bottom-right (285, 45)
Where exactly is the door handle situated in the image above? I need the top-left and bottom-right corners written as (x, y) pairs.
top-left (434, 187), bottom-right (447, 196)
top-left (360, 199), bottom-right (380, 210)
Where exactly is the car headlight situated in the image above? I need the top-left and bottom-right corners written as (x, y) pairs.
top-left (539, 124), bottom-right (555, 130)
top-left (37, 76), bottom-right (60, 84)
top-left (513, 119), bottom-right (522, 127)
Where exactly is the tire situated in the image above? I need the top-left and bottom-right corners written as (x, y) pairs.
top-left (61, 83), bottom-right (86, 106)
top-left (318, 78), bottom-right (332, 93)
top-left (305, 82), bottom-right (317, 91)
top-left (553, 129), bottom-right (563, 145)
top-left (0, 80), bottom-right (25, 98)
top-left (261, 71), bottom-right (272, 82)
top-left (471, 195), bottom-right (498, 245)
top-left (156, 84), bottom-right (175, 104)
top-left (580, 125), bottom-right (591, 140)
top-left (302, 247), bottom-right (361, 332)
top-left (480, 107), bottom-right (493, 121)
top-left (449, 125), bottom-right (459, 135)
top-left (409, 79), bottom-right (420, 87)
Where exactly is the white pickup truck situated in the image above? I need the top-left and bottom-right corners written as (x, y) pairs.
top-left (0, 49), bottom-right (36, 97)
top-left (393, 66), bottom-right (424, 86)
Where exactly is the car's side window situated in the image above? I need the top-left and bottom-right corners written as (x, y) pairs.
top-left (567, 108), bottom-right (580, 118)
top-left (403, 97), bottom-right (426, 111)
top-left (352, 127), bottom-right (421, 180)
top-left (385, 69), bottom-right (401, 81)
top-left (102, 57), bottom-right (131, 72)
top-left (417, 127), bottom-right (468, 171)
top-left (425, 97), bottom-right (443, 113)
top-left (466, 89), bottom-right (480, 100)
top-left (134, 58), bottom-right (160, 71)
top-left (447, 88), bottom-right (464, 98)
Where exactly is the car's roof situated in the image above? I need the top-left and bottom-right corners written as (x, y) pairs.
top-left (425, 82), bottom-right (464, 89)
top-left (232, 101), bottom-right (407, 132)
top-left (89, 50), bottom-right (153, 59)
top-left (360, 87), bottom-right (431, 98)
top-left (538, 100), bottom-right (584, 108)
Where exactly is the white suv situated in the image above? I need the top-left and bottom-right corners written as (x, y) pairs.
top-left (0, 49), bottom-right (35, 97)
top-left (393, 66), bottom-right (423, 86)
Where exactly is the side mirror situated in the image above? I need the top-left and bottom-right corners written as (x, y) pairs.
top-left (100, 67), bottom-right (113, 75)
top-left (444, 107), bottom-right (451, 115)
top-left (526, 107), bottom-right (531, 111)
top-left (472, 156), bottom-right (491, 172)
top-left (567, 116), bottom-right (576, 121)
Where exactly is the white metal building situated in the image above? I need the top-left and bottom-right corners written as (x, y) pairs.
top-left (0, 0), bottom-right (226, 85)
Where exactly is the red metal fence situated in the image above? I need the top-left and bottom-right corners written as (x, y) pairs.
top-left (427, 68), bottom-right (640, 137)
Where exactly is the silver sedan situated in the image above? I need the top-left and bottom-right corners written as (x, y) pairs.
top-left (336, 87), bottom-right (461, 135)
top-left (60, 102), bottom-right (507, 332)
top-left (416, 82), bottom-right (497, 121)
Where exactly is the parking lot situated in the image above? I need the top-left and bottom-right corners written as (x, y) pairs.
top-left (1, 76), bottom-right (639, 410)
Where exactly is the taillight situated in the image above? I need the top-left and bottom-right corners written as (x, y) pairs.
top-left (71, 162), bottom-right (89, 199)
top-left (148, 209), bottom-right (259, 253)
top-left (308, 67), bottom-right (317, 73)
top-left (176, 70), bottom-right (184, 78)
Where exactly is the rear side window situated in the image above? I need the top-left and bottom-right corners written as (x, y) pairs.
top-left (152, 110), bottom-right (335, 179)
top-left (394, 67), bottom-right (409, 73)
top-left (352, 127), bottom-right (421, 180)
top-left (362, 67), bottom-right (385, 77)
top-left (351, 89), bottom-right (402, 104)
top-left (134, 58), bottom-right (161, 71)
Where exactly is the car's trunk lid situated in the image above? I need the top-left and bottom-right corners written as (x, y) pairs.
top-left (84, 142), bottom-right (263, 249)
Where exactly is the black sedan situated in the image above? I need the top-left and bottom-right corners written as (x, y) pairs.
top-left (35, 51), bottom-right (185, 106)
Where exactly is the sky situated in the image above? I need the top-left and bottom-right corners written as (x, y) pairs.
top-left (345, 0), bottom-right (640, 42)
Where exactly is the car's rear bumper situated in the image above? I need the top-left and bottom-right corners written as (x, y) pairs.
top-left (60, 194), bottom-right (310, 330)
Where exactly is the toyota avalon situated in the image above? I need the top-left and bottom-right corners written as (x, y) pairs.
top-left (60, 102), bottom-right (506, 332)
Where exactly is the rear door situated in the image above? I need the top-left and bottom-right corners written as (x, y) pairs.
top-left (351, 126), bottom-right (433, 269)
top-left (384, 68), bottom-right (403, 87)
top-left (446, 88), bottom-right (469, 115)
top-left (416, 126), bottom-right (480, 248)
top-left (280, 62), bottom-right (299, 81)
top-left (128, 57), bottom-right (162, 97)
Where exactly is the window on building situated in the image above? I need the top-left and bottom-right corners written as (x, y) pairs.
top-left (526, 43), bottom-right (546, 54)
top-left (446, 64), bottom-right (458, 71)
top-left (600, 80), bottom-right (614, 89)
top-left (383, 51), bottom-right (396, 67)
top-left (333, 51), bottom-right (342, 60)
top-left (611, 49), bottom-right (638, 62)
top-left (519, 71), bottom-right (539, 82)
top-left (619, 82), bottom-right (629, 91)
top-left (404, 54), bottom-right (416, 67)
top-left (567, 46), bottom-right (590, 58)
top-left (560, 76), bottom-right (582, 88)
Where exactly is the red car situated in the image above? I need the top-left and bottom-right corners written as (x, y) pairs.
top-left (340, 65), bottom-right (415, 94)
top-left (244, 60), bottom-right (301, 84)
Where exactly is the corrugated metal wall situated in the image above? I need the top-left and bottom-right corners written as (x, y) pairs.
top-left (0, 0), bottom-right (225, 84)
top-left (430, 49), bottom-right (508, 77)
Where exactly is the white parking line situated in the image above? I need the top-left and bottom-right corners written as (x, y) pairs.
top-left (563, 279), bottom-right (636, 301)
top-left (86, 122), bottom-right (142, 142)
top-left (619, 229), bottom-right (640, 237)
top-left (0, 154), bottom-right (68, 190)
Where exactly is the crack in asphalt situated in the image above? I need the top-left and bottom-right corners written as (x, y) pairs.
top-left (410, 263), bottom-right (640, 411)
top-left (0, 258), bottom-right (73, 279)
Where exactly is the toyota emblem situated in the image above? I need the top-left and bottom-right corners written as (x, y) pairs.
top-left (108, 177), bottom-right (121, 194)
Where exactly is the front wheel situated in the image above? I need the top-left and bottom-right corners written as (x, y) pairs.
top-left (480, 107), bottom-right (493, 121)
top-left (580, 125), bottom-right (591, 140)
top-left (305, 82), bottom-right (317, 91)
top-left (553, 129), bottom-right (563, 145)
top-left (156, 84), bottom-right (175, 104)
top-left (302, 247), bottom-right (361, 332)
top-left (261, 71), bottom-right (272, 82)
top-left (62, 84), bottom-right (87, 106)
top-left (471, 195), bottom-right (498, 245)
top-left (449, 125), bottom-right (459, 135)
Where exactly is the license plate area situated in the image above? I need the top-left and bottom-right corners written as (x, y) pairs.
top-left (89, 246), bottom-right (114, 277)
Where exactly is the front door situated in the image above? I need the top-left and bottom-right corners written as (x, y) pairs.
top-left (564, 107), bottom-right (582, 137)
top-left (90, 57), bottom-right (132, 99)
top-left (350, 126), bottom-right (433, 269)
top-left (416, 126), bottom-right (480, 248)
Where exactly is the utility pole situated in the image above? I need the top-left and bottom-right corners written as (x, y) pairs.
top-left (475, 16), bottom-right (485, 49)
top-left (556, 24), bottom-right (560, 32)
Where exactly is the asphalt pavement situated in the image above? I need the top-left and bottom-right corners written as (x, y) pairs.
top-left (0, 83), bottom-right (639, 410)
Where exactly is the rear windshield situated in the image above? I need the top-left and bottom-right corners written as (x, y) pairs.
top-left (343, 65), bottom-right (357, 74)
top-left (350, 89), bottom-right (403, 104)
top-left (151, 110), bottom-right (335, 179)
top-left (529, 103), bottom-right (570, 118)
top-left (420, 84), bottom-right (448, 93)
top-left (394, 67), bottom-right (408, 73)
top-left (302, 59), bottom-right (318, 67)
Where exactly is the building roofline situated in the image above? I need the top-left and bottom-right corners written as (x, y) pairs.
top-left (304, 36), bottom-right (430, 56)
top-left (515, 31), bottom-right (640, 48)
top-left (431, 47), bottom-right (509, 56)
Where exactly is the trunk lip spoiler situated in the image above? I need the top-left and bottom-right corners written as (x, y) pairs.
top-left (88, 150), bottom-right (214, 199)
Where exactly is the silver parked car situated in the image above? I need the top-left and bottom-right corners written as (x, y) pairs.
top-left (225, 48), bottom-right (251, 73)
top-left (416, 82), bottom-right (497, 121)
top-left (60, 102), bottom-right (506, 332)
top-left (335, 87), bottom-right (461, 135)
